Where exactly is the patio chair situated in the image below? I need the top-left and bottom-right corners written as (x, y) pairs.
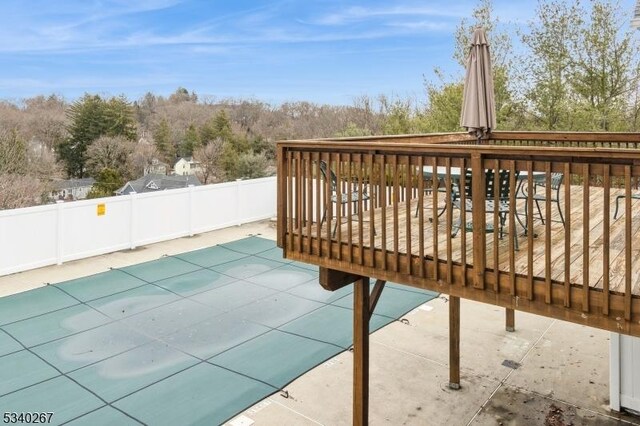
top-left (613, 192), bottom-right (640, 219)
top-left (451, 168), bottom-right (520, 249)
top-left (319, 160), bottom-right (373, 237)
top-left (530, 172), bottom-right (565, 227)
top-left (414, 177), bottom-right (451, 220)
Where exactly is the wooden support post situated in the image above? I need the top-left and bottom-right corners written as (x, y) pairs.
top-left (505, 308), bottom-right (515, 332)
top-left (353, 277), bottom-right (370, 426)
top-left (449, 295), bottom-right (461, 390)
top-left (470, 153), bottom-right (486, 289)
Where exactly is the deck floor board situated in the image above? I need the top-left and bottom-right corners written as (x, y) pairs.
top-left (296, 185), bottom-right (640, 295)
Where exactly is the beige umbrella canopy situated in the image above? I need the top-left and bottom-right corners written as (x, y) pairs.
top-left (460, 27), bottom-right (496, 140)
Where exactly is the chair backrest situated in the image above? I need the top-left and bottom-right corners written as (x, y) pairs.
top-left (550, 172), bottom-right (563, 190)
top-left (319, 160), bottom-right (337, 191)
top-left (490, 169), bottom-right (519, 200)
top-left (461, 169), bottom-right (519, 200)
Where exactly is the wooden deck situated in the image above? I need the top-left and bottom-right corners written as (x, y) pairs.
top-left (297, 185), bottom-right (640, 295)
top-left (278, 132), bottom-right (640, 337)
top-left (277, 131), bottom-right (640, 425)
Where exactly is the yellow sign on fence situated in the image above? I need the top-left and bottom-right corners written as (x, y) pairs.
top-left (97, 203), bottom-right (106, 216)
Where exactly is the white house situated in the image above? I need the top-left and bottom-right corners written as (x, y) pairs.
top-left (174, 157), bottom-right (201, 176)
top-left (144, 158), bottom-right (169, 176)
top-left (49, 178), bottom-right (95, 201)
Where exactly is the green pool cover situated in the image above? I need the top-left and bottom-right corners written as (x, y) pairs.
top-left (0, 236), bottom-right (438, 425)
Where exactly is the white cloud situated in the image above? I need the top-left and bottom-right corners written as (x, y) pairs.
top-left (313, 5), bottom-right (466, 26)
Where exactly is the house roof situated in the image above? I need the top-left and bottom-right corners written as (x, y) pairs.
top-left (52, 178), bottom-right (96, 191)
top-left (634, 0), bottom-right (640, 28)
top-left (116, 174), bottom-right (201, 195)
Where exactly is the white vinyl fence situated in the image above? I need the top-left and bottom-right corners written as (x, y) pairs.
top-left (611, 334), bottom-right (640, 414)
top-left (0, 177), bottom-right (277, 276)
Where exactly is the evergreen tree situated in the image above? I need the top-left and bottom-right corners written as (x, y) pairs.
top-left (58, 94), bottom-right (137, 178)
top-left (58, 95), bottom-right (108, 177)
top-left (179, 123), bottom-right (201, 157)
top-left (212, 109), bottom-right (233, 140)
top-left (87, 168), bottom-right (124, 198)
top-left (153, 118), bottom-right (175, 162)
top-left (104, 96), bottom-right (137, 140)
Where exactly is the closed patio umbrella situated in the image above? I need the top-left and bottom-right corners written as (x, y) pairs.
top-left (460, 27), bottom-right (496, 141)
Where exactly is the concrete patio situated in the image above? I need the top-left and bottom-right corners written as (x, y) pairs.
top-left (1, 219), bottom-right (639, 425)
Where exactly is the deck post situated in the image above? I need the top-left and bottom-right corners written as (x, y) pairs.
top-left (471, 153), bottom-right (486, 289)
top-left (353, 277), bottom-right (370, 426)
top-left (505, 308), bottom-right (515, 332)
top-left (449, 295), bottom-right (461, 390)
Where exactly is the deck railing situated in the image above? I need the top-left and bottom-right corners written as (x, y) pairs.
top-left (277, 132), bottom-right (640, 336)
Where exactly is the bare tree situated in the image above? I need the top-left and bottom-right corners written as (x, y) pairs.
top-left (85, 135), bottom-right (135, 179)
top-left (193, 138), bottom-right (224, 184)
top-left (130, 141), bottom-right (160, 177)
top-left (0, 174), bottom-right (45, 209)
top-left (0, 129), bottom-right (48, 209)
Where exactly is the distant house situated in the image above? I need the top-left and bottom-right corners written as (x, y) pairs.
top-left (173, 157), bottom-right (201, 176)
top-left (115, 174), bottom-right (201, 195)
top-left (634, 0), bottom-right (640, 29)
top-left (50, 178), bottom-right (95, 201)
top-left (144, 158), bottom-right (169, 176)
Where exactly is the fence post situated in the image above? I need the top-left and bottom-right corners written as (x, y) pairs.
top-left (188, 185), bottom-right (195, 237)
top-left (610, 332), bottom-right (621, 411)
top-left (129, 191), bottom-right (137, 249)
top-left (236, 179), bottom-right (242, 226)
top-left (56, 200), bottom-right (64, 265)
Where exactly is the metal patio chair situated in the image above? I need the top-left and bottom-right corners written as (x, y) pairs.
top-left (613, 192), bottom-right (640, 219)
top-left (319, 160), bottom-right (372, 237)
top-left (452, 168), bottom-right (520, 249)
top-left (530, 172), bottom-right (565, 226)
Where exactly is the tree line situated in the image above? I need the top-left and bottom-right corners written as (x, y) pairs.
top-left (0, 0), bottom-right (638, 209)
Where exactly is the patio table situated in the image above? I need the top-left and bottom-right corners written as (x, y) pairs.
top-left (421, 166), bottom-right (547, 235)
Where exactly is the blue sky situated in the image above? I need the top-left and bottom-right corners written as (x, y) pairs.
top-left (0, 0), bottom-right (637, 105)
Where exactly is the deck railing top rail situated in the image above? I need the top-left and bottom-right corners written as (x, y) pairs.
top-left (287, 131), bottom-right (640, 144)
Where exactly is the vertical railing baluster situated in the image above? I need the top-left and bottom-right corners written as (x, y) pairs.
top-left (287, 151), bottom-right (294, 251)
top-left (545, 162), bottom-right (552, 304)
top-left (393, 155), bottom-right (400, 272)
top-left (405, 156), bottom-right (413, 275)
top-left (446, 158), bottom-right (453, 284)
top-left (526, 160), bottom-right (534, 300)
top-left (508, 160), bottom-right (516, 296)
top-left (461, 157), bottom-right (467, 287)
top-left (603, 164), bottom-right (610, 316)
top-left (306, 152), bottom-right (313, 255)
top-left (418, 156), bottom-right (425, 278)
top-left (493, 159), bottom-right (499, 292)
top-left (368, 154), bottom-right (376, 268)
top-left (324, 152), bottom-right (332, 260)
top-left (564, 163), bottom-right (571, 307)
top-left (296, 151), bottom-right (303, 254)
top-left (582, 164), bottom-right (590, 312)
top-left (301, 152), bottom-right (306, 250)
top-left (315, 152), bottom-right (321, 257)
top-left (432, 156), bottom-right (439, 282)
top-left (380, 155), bottom-right (387, 271)
top-left (625, 165), bottom-right (632, 320)
top-left (347, 153), bottom-right (353, 263)
top-left (358, 154), bottom-right (364, 265)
